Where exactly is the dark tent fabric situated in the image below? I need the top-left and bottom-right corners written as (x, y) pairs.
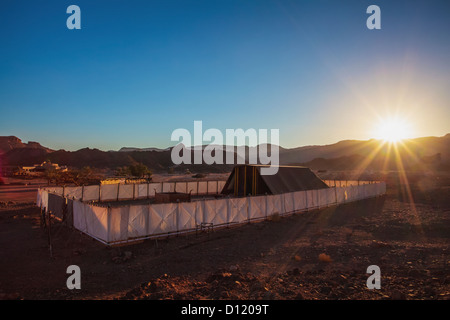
top-left (48, 193), bottom-right (73, 225)
top-left (221, 165), bottom-right (328, 196)
top-left (48, 193), bottom-right (65, 219)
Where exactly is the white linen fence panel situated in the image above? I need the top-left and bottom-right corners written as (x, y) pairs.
top-left (178, 202), bottom-right (198, 230)
top-left (249, 196), bottom-right (266, 220)
top-left (203, 199), bottom-right (229, 225)
top-left (162, 182), bottom-right (175, 193)
top-left (266, 194), bottom-right (283, 216)
top-left (108, 206), bottom-right (129, 243)
top-left (38, 180), bottom-right (228, 204)
top-left (228, 197), bottom-right (248, 224)
top-left (83, 185), bottom-right (100, 201)
top-left (37, 188), bottom-right (49, 209)
top-left (148, 203), bottom-right (177, 234)
top-left (187, 182), bottom-right (198, 195)
top-left (306, 190), bottom-right (318, 209)
top-left (73, 201), bottom-right (108, 242)
top-left (283, 192), bottom-right (295, 214)
top-left (207, 181), bottom-right (218, 195)
top-left (137, 184), bottom-right (148, 199)
top-left (218, 181), bottom-right (226, 193)
top-left (118, 184), bottom-right (134, 200)
top-left (128, 205), bottom-right (148, 239)
top-left (175, 182), bottom-right (187, 194)
top-left (149, 183), bottom-right (162, 197)
top-left (64, 186), bottom-right (83, 200)
top-left (198, 181), bottom-right (208, 194)
top-left (293, 191), bottom-right (307, 211)
top-left (45, 186), bottom-right (63, 195)
top-left (101, 184), bottom-right (117, 201)
top-left (319, 188), bottom-right (334, 206)
top-left (336, 187), bottom-right (346, 203)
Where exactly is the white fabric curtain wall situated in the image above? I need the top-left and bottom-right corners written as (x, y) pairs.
top-left (52, 181), bottom-right (388, 244)
top-left (108, 206), bottom-right (129, 243)
top-left (118, 184), bottom-right (133, 200)
top-left (178, 202), bottom-right (198, 230)
top-left (100, 184), bottom-right (117, 201)
top-left (148, 202), bottom-right (177, 234)
top-left (198, 181), bottom-right (208, 194)
top-left (228, 197), bottom-right (248, 223)
top-left (249, 196), bottom-right (266, 220)
top-left (306, 190), bottom-right (317, 209)
top-left (73, 200), bottom-right (108, 242)
top-left (83, 185), bottom-right (99, 201)
top-left (64, 186), bottom-right (82, 200)
top-left (36, 189), bottom-right (44, 208)
top-left (187, 182), bottom-right (198, 195)
top-left (162, 182), bottom-right (175, 193)
top-left (266, 194), bottom-right (283, 216)
top-left (207, 181), bottom-right (218, 195)
top-left (203, 199), bottom-right (228, 225)
top-left (218, 181), bottom-right (226, 193)
top-left (127, 205), bottom-right (148, 238)
top-left (137, 184), bottom-right (148, 199)
top-left (283, 192), bottom-right (295, 214)
top-left (148, 183), bottom-right (162, 197)
top-left (175, 182), bottom-right (187, 194)
top-left (293, 191), bottom-right (307, 212)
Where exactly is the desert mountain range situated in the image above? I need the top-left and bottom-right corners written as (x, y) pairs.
top-left (0, 134), bottom-right (449, 173)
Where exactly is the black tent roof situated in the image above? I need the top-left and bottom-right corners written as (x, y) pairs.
top-left (221, 165), bottom-right (329, 196)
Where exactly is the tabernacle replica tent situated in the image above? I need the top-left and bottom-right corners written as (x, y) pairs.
top-left (221, 165), bottom-right (329, 197)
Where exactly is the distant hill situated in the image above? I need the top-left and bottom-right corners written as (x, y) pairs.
top-left (285, 135), bottom-right (450, 172)
top-left (279, 134), bottom-right (450, 164)
top-left (118, 147), bottom-right (170, 152)
top-left (1, 134), bottom-right (449, 173)
top-left (0, 136), bottom-right (53, 154)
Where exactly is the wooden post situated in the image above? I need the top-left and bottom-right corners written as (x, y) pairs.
top-left (265, 193), bottom-right (268, 220)
top-left (305, 190), bottom-right (309, 212)
top-left (47, 209), bottom-right (53, 258)
top-left (334, 184), bottom-right (338, 205)
top-left (40, 207), bottom-right (44, 228)
top-left (176, 199), bottom-right (180, 235)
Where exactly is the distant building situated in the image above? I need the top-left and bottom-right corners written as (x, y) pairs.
top-left (100, 177), bottom-right (126, 185)
top-left (100, 177), bottom-right (150, 185)
top-left (14, 161), bottom-right (68, 175)
top-left (32, 161), bottom-right (60, 172)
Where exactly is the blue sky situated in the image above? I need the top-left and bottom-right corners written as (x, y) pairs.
top-left (0, 0), bottom-right (449, 151)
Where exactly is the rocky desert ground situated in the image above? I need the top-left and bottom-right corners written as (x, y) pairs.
top-left (0, 173), bottom-right (449, 301)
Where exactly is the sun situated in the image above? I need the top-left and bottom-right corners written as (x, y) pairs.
top-left (374, 117), bottom-right (412, 143)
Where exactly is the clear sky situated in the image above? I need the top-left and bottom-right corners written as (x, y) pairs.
top-left (0, 0), bottom-right (449, 151)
